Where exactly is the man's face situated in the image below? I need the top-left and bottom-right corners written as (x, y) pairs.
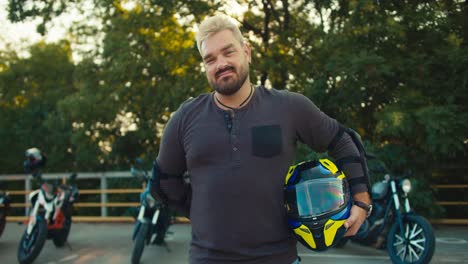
top-left (201, 29), bottom-right (251, 95)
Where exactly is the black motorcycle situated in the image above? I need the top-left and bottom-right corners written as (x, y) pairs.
top-left (336, 154), bottom-right (435, 264)
top-left (130, 159), bottom-right (172, 264)
top-left (0, 190), bottom-right (11, 238)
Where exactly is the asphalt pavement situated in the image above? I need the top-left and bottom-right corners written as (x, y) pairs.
top-left (0, 222), bottom-right (467, 263)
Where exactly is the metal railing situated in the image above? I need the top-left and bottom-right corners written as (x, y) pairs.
top-left (430, 184), bottom-right (468, 225)
top-left (1, 171), bottom-right (136, 219)
top-left (0, 172), bottom-right (466, 224)
top-left (0, 172), bottom-right (193, 223)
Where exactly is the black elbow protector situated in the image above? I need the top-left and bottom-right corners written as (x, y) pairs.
top-left (328, 126), bottom-right (371, 195)
top-left (149, 161), bottom-right (168, 204)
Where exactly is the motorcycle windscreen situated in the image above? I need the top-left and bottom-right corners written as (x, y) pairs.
top-left (295, 178), bottom-right (348, 218)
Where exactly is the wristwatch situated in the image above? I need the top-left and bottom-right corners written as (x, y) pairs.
top-left (353, 200), bottom-right (373, 218)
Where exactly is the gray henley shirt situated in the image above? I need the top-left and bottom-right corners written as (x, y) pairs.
top-left (157, 86), bottom-right (366, 264)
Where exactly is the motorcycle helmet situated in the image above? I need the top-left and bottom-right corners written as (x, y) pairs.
top-left (24, 147), bottom-right (47, 172)
top-left (284, 158), bottom-right (351, 251)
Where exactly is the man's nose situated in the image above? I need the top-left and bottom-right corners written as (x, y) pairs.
top-left (216, 58), bottom-right (229, 70)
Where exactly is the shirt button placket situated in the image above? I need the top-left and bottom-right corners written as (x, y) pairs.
top-left (231, 113), bottom-right (241, 166)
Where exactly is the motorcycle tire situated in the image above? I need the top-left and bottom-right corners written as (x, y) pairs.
top-left (53, 216), bottom-right (72, 247)
top-left (333, 237), bottom-right (349, 248)
top-left (0, 210), bottom-right (6, 238)
top-left (131, 222), bottom-right (149, 264)
top-left (17, 218), bottom-right (48, 264)
top-left (153, 209), bottom-right (170, 245)
top-left (387, 214), bottom-right (435, 264)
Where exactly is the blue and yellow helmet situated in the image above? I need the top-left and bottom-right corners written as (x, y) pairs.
top-left (284, 159), bottom-right (351, 251)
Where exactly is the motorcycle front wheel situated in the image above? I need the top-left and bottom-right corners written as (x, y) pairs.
top-left (0, 209), bottom-right (6, 238)
top-left (387, 214), bottom-right (435, 264)
top-left (333, 237), bottom-right (349, 248)
top-left (131, 222), bottom-right (149, 264)
top-left (17, 218), bottom-right (48, 264)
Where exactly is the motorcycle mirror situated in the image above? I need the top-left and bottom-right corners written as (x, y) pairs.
top-left (131, 167), bottom-right (138, 176)
top-left (69, 173), bottom-right (77, 181)
top-left (368, 158), bottom-right (389, 174)
top-left (131, 167), bottom-right (148, 184)
top-left (131, 167), bottom-right (144, 178)
top-left (371, 167), bottom-right (387, 174)
top-left (365, 152), bottom-right (377, 160)
top-left (30, 170), bottom-right (44, 183)
top-left (132, 158), bottom-right (145, 170)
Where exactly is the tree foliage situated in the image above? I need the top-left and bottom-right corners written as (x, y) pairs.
top-left (2, 0), bottom-right (467, 217)
top-left (0, 41), bottom-right (76, 172)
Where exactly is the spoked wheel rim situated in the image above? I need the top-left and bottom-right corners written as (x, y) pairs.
top-left (391, 221), bottom-right (427, 263)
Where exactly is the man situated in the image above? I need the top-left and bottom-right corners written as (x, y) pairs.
top-left (150, 15), bottom-right (371, 264)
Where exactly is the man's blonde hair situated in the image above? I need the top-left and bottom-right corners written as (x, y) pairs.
top-left (196, 15), bottom-right (244, 54)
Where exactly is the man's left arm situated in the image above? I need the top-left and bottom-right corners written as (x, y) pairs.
top-left (289, 92), bottom-right (371, 236)
top-left (326, 126), bottom-right (371, 236)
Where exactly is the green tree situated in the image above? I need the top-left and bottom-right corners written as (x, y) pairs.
top-left (5, 0), bottom-right (467, 218)
top-left (0, 41), bottom-right (76, 172)
top-left (236, 0), bottom-right (467, 217)
top-left (49, 1), bottom-right (222, 170)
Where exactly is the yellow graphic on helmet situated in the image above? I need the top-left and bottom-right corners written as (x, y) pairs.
top-left (323, 219), bottom-right (346, 246)
top-left (293, 224), bottom-right (317, 249)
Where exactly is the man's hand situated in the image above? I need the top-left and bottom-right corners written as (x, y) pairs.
top-left (147, 177), bottom-right (168, 204)
top-left (344, 192), bottom-right (371, 237)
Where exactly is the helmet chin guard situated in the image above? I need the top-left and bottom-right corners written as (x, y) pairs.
top-left (284, 159), bottom-right (351, 251)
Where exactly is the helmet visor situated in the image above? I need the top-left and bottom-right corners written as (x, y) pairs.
top-left (295, 177), bottom-right (348, 218)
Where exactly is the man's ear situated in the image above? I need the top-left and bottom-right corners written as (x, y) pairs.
top-left (243, 42), bottom-right (252, 64)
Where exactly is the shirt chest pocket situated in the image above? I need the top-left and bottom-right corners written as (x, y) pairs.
top-left (251, 124), bottom-right (283, 158)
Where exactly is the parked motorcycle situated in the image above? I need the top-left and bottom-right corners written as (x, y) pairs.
top-left (336, 153), bottom-right (435, 264)
top-left (17, 148), bottom-right (79, 264)
top-left (130, 159), bottom-right (172, 264)
top-left (0, 190), bottom-right (11, 238)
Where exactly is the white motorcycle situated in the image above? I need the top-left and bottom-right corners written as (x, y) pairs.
top-left (17, 171), bottom-right (79, 264)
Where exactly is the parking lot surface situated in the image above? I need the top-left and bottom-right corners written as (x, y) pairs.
top-left (0, 223), bottom-right (467, 263)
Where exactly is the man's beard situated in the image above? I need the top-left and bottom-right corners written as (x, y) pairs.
top-left (209, 63), bottom-right (249, 96)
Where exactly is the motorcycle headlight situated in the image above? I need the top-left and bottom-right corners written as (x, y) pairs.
top-left (401, 179), bottom-right (412, 193)
top-left (144, 192), bottom-right (156, 208)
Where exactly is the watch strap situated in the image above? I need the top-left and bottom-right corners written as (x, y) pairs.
top-left (353, 200), bottom-right (372, 217)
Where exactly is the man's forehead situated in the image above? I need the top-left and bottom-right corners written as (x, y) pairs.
top-left (202, 43), bottom-right (236, 61)
top-left (201, 30), bottom-right (239, 55)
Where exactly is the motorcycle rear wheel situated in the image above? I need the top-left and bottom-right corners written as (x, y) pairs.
top-left (17, 218), bottom-right (48, 264)
top-left (131, 222), bottom-right (149, 264)
top-left (387, 214), bottom-right (435, 264)
top-left (53, 216), bottom-right (72, 247)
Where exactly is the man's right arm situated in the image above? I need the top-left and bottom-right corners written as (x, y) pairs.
top-left (149, 106), bottom-right (190, 216)
top-left (149, 161), bottom-right (190, 216)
